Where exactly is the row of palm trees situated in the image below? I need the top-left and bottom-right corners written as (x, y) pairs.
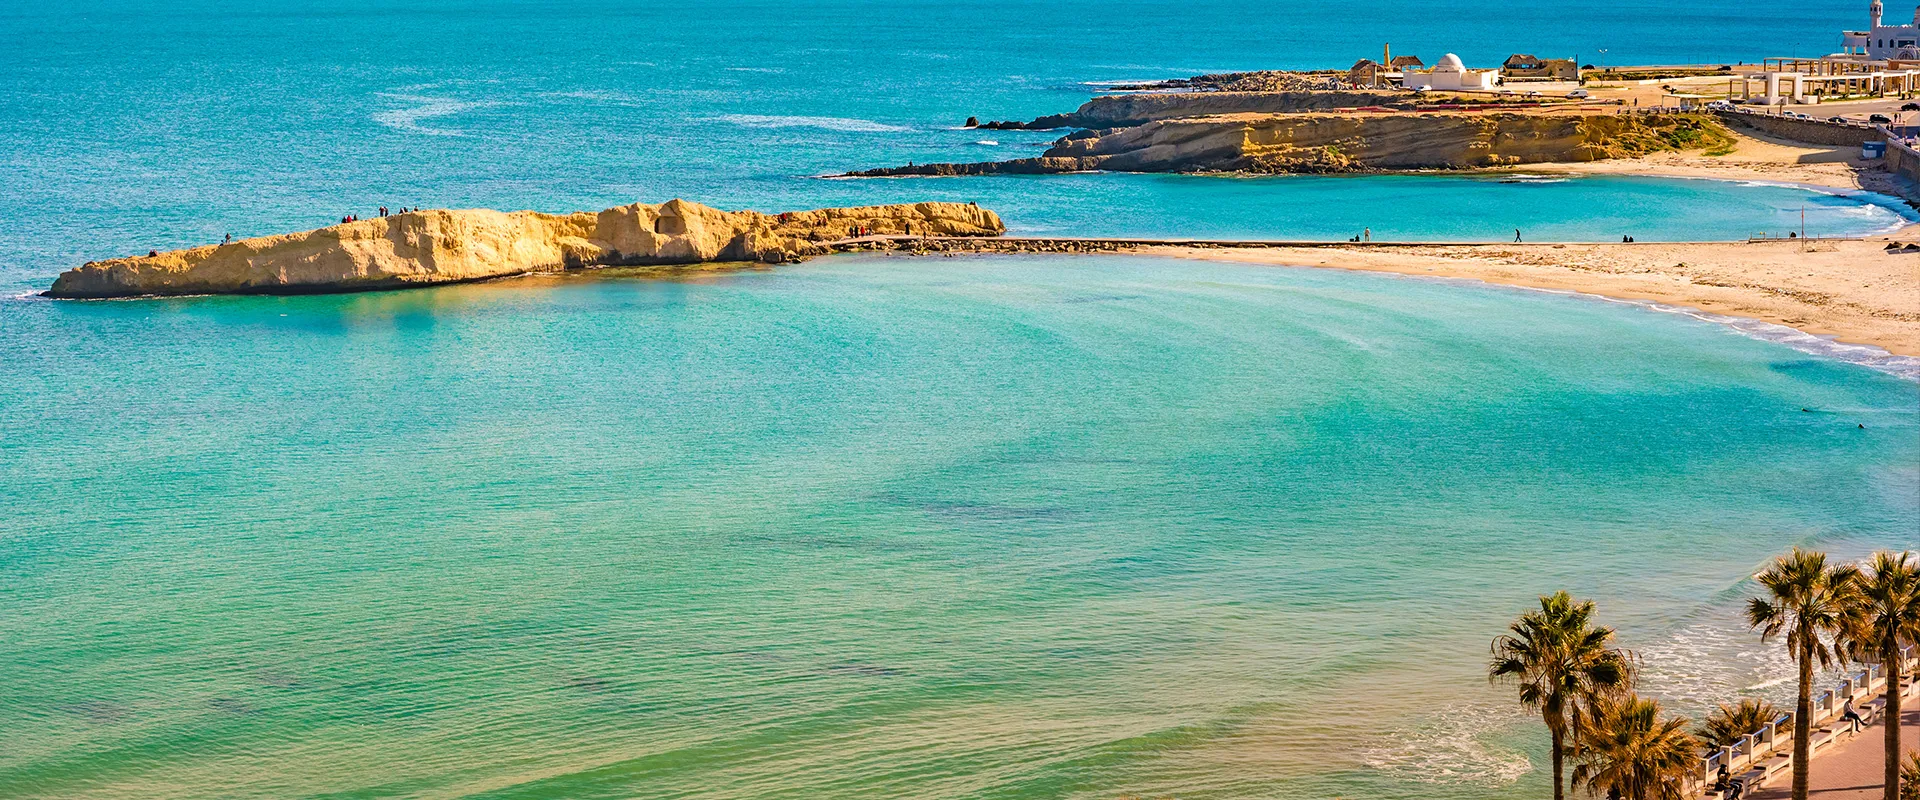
top-left (1490, 548), bottom-right (1920, 800)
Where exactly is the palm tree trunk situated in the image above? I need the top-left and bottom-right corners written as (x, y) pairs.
top-left (1550, 723), bottom-right (1566, 800)
top-left (1794, 638), bottom-right (1813, 800)
top-left (1885, 641), bottom-right (1903, 800)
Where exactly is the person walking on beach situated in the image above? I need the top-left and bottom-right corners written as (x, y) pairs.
top-left (1514, 228), bottom-right (1522, 243)
top-left (1363, 227), bottom-right (1371, 243)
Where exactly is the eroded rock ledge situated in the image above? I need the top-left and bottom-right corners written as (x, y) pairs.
top-left (853, 112), bottom-right (1733, 177)
top-left (48, 199), bottom-right (1004, 298)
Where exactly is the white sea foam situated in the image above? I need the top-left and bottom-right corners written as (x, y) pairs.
top-left (972, 140), bottom-right (999, 146)
top-left (1591, 295), bottom-right (1920, 381)
top-left (715, 114), bottom-right (909, 133)
top-left (372, 95), bottom-right (495, 136)
top-left (1361, 703), bottom-right (1533, 785)
top-left (1420, 276), bottom-right (1920, 381)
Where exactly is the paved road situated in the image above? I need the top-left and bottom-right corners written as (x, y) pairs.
top-left (1780, 96), bottom-right (1916, 124)
top-left (1752, 706), bottom-right (1919, 800)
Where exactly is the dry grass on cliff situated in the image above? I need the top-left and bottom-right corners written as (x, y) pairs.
top-left (1593, 115), bottom-right (1737, 158)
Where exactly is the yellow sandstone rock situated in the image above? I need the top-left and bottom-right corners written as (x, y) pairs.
top-left (48, 199), bottom-right (1004, 298)
top-left (850, 112), bottom-right (1735, 176)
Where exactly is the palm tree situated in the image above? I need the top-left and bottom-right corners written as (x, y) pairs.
top-left (1840, 550), bottom-right (1920, 800)
top-left (1900, 751), bottom-right (1920, 800)
top-left (1574, 693), bottom-right (1702, 800)
top-left (1698, 697), bottom-right (1783, 750)
top-left (1747, 547), bottom-right (1862, 800)
top-left (1491, 591), bottom-right (1635, 800)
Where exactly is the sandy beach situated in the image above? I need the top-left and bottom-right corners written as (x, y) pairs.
top-left (1119, 127), bottom-right (1920, 358)
top-left (1143, 235), bottom-right (1920, 357)
top-left (1530, 127), bottom-right (1903, 195)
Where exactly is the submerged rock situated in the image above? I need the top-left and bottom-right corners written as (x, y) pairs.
top-left (48, 199), bottom-right (1005, 298)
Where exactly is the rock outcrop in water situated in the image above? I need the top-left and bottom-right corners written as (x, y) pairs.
top-left (48, 200), bottom-right (1004, 298)
top-left (852, 112), bottom-right (1734, 176)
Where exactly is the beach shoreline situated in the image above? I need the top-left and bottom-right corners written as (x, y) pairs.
top-left (1134, 237), bottom-right (1920, 360)
top-left (1497, 128), bottom-right (1914, 201)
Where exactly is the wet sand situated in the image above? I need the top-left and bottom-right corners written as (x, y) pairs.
top-left (1142, 236), bottom-right (1920, 357)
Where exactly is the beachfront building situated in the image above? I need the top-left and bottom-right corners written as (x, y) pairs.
top-left (1401, 54), bottom-right (1501, 91)
top-left (1350, 55), bottom-right (1428, 87)
top-left (1501, 54), bottom-right (1577, 80)
top-left (1839, 0), bottom-right (1920, 59)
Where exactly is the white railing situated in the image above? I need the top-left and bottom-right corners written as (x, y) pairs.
top-left (1694, 644), bottom-right (1918, 798)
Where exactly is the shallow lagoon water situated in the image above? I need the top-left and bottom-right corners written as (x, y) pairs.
top-left (3, 256), bottom-right (1915, 798)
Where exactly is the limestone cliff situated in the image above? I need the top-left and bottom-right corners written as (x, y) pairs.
top-left (978, 90), bottom-right (1412, 129)
top-left (854, 113), bottom-right (1734, 176)
top-left (48, 200), bottom-right (1004, 298)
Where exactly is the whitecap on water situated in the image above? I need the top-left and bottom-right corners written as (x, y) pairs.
top-left (1361, 703), bottom-right (1533, 785)
top-left (372, 94), bottom-right (496, 136)
top-left (715, 114), bottom-right (909, 133)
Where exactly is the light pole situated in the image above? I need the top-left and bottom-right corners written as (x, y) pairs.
top-left (1598, 48), bottom-right (1608, 75)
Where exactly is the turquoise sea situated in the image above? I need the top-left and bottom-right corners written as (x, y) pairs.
top-left (2, 2), bottom-right (1918, 799)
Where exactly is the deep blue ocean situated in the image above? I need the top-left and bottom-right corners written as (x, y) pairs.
top-left (2, 2), bottom-right (1917, 799)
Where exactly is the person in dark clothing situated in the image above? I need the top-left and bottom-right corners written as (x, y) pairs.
top-left (1841, 701), bottom-right (1865, 733)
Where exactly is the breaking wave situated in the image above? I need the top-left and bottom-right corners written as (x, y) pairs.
top-left (1361, 703), bottom-right (1534, 785)
top-left (715, 114), bottom-right (910, 133)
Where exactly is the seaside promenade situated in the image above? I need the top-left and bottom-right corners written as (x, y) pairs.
top-left (1751, 705), bottom-right (1919, 800)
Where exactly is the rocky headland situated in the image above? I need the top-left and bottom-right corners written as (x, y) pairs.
top-left (971, 90), bottom-right (1419, 130)
top-left (47, 200), bottom-right (1004, 298)
top-left (856, 112), bottom-right (1733, 176)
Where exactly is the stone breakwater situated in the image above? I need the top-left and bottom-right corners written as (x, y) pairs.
top-left (854, 112), bottom-right (1733, 176)
top-left (47, 200), bottom-right (1004, 298)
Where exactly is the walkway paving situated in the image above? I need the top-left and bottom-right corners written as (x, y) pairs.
top-left (1752, 706), bottom-right (1919, 800)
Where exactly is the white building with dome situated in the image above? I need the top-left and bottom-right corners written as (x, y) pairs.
top-left (1840, 0), bottom-right (1920, 60)
top-left (1401, 54), bottom-right (1502, 92)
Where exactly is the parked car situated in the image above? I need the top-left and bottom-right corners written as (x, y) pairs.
top-left (1567, 89), bottom-right (1590, 99)
top-left (1829, 116), bottom-right (1847, 123)
top-left (1903, 102), bottom-right (1919, 111)
top-left (1870, 113), bottom-right (1893, 123)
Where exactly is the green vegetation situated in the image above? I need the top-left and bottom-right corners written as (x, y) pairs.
top-left (1582, 114), bottom-right (1738, 159)
top-left (1495, 548), bottom-right (1918, 800)
top-left (1489, 591), bottom-right (1635, 800)
top-left (1749, 548), bottom-right (1862, 800)
top-left (1839, 551), bottom-right (1920, 800)
top-left (1699, 698), bottom-right (1783, 749)
top-left (1575, 694), bottom-right (1702, 800)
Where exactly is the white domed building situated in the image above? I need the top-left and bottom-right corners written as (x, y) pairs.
top-left (1401, 53), bottom-right (1502, 92)
top-left (1839, 0), bottom-right (1920, 59)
